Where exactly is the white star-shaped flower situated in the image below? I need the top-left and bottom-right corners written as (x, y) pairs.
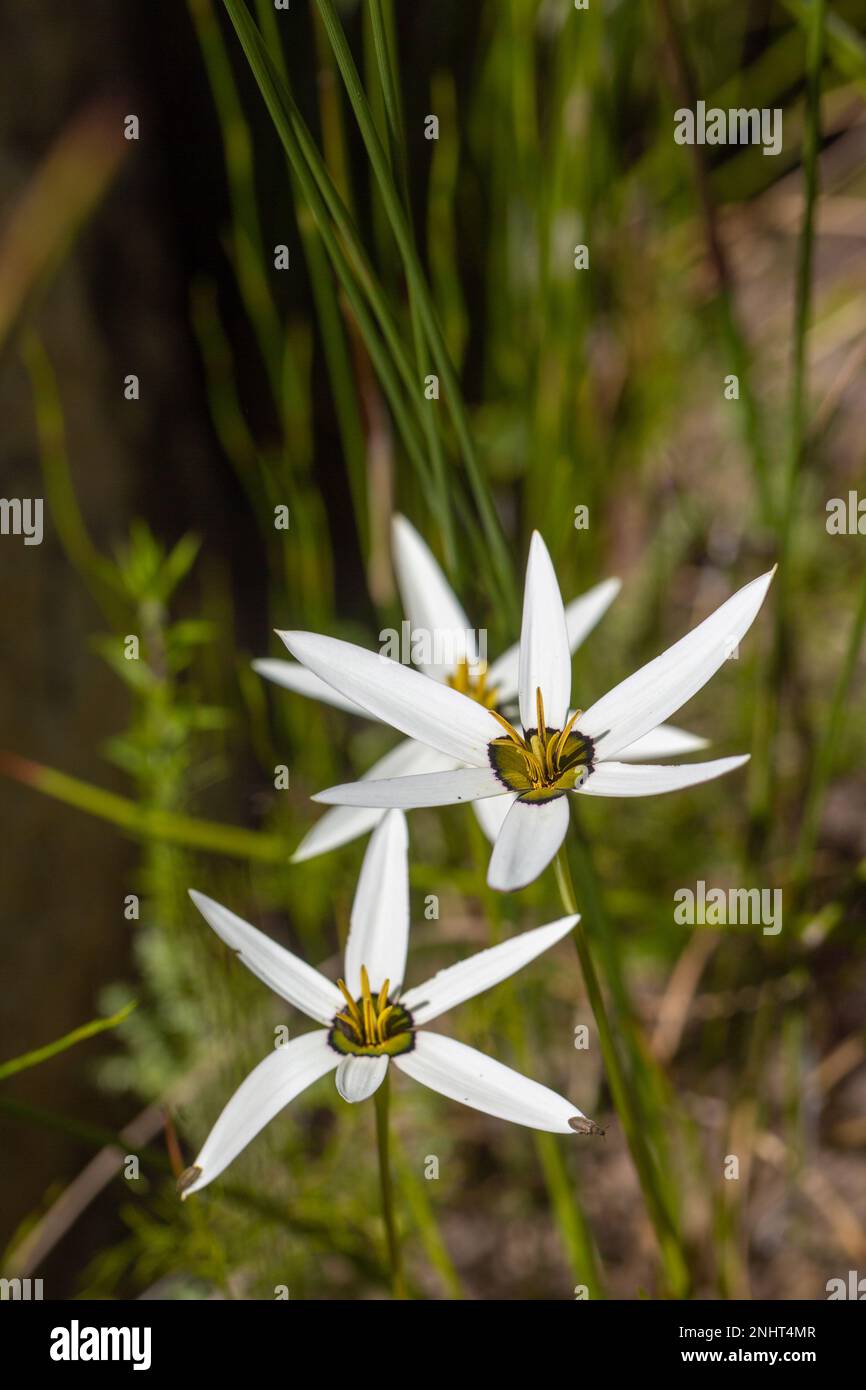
top-left (257, 515), bottom-right (706, 862)
top-left (180, 810), bottom-right (592, 1197)
top-left (279, 533), bottom-right (775, 891)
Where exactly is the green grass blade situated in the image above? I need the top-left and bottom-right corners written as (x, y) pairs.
top-left (0, 1002), bottom-right (137, 1082)
top-left (314, 0), bottom-right (518, 620)
top-left (0, 753), bottom-right (288, 863)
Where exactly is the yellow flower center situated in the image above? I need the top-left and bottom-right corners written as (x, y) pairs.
top-left (330, 965), bottom-right (414, 1058)
top-left (488, 687), bottom-right (593, 803)
top-left (446, 657), bottom-right (499, 708)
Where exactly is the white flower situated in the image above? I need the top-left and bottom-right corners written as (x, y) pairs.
top-left (256, 514), bottom-right (705, 862)
top-left (179, 810), bottom-right (592, 1197)
top-left (279, 534), bottom-right (775, 892)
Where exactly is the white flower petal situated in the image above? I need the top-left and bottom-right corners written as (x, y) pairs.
top-left (487, 795), bottom-right (570, 892)
top-left (344, 810), bottom-right (410, 995)
top-left (564, 577), bottom-right (622, 651)
top-left (579, 568), bottom-right (775, 760)
top-left (313, 765), bottom-right (505, 809)
top-left (180, 1031), bottom-right (337, 1196)
top-left (402, 915), bottom-right (578, 1025)
top-left (481, 638), bottom-right (521, 703)
top-left (252, 658), bottom-right (375, 720)
top-left (291, 741), bottom-right (459, 862)
top-left (278, 631), bottom-right (499, 765)
top-left (391, 514), bottom-right (475, 679)
top-left (472, 790), bottom-right (515, 843)
top-left (617, 723), bottom-right (709, 761)
top-left (188, 890), bottom-right (343, 1024)
top-left (364, 738), bottom-right (463, 778)
top-left (395, 1033), bottom-right (586, 1133)
top-left (576, 755), bottom-right (749, 797)
top-left (486, 578), bottom-right (621, 703)
top-left (292, 804), bottom-right (386, 863)
top-left (518, 532), bottom-right (572, 731)
top-left (335, 1054), bottom-right (389, 1103)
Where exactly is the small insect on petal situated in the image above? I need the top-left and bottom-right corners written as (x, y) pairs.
top-left (177, 1164), bottom-right (203, 1198)
top-left (568, 1117), bottom-right (606, 1136)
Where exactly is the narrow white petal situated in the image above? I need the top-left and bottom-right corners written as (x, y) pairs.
top-left (291, 741), bottom-right (459, 863)
top-left (402, 916), bottom-right (578, 1025)
top-left (617, 723), bottom-right (708, 761)
top-left (391, 514), bottom-right (475, 679)
top-left (363, 738), bottom-right (463, 778)
top-left (314, 765), bottom-right (505, 809)
top-left (344, 810), bottom-right (409, 995)
top-left (335, 1054), bottom-right (389, 1103)
top-left (564, 577), bottom-right (622, 652)
top-left (487, 795), bottom-right (570, 892)
top-left (472, 790), bottom-right (515, 843)
top-left (576, 755), bottom-right (749, 798)
top-left (579, 569), bottom-right (775, 760)
top-left (482, 637), bottom-right (520, 703)
top-left (518, 532), bottom-right (572, 730)
top-left (485, 578), bottom-right (621, 702)
top-left (278, 631), bottom-right (499, 765)
top-left (181, 1031), bottom-right (337, 1196)
top-left (252, 658), bottom-right (375, 720)
top-left (188, 890), bottom-right (343, 1024)
top-left (292, 804), bottom-right (387, 863)
top-left (396, 1033), bottom-right (586, 1133)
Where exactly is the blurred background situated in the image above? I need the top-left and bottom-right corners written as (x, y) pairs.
top-left (1, 0), bottom-right (865, 1300)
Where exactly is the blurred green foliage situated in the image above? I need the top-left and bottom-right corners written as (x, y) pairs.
top-left (3, 0), bottom-right (866, 1301)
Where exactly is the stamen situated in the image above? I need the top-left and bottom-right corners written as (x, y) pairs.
top-left (336, 979), bottom-right (363, 1030)
top-left (487, 690), bottom-right (593, 799)
top-left (489, 707), bottom-right (525, 748)
top-left (335, 1008), bottom-right (362, 1041)
top-left (330, 964), bottom-right (415, 1058)
top-left (377, 1004), bottom-right (396, 1043)
top-left (554, 707), bottom-right (582, 765)
top-left (447, 659), bottom-right (498, 708)
top-left (535, 685), bottom-right (546, 737)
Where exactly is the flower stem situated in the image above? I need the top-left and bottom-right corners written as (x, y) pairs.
top-left (555, 844), bottom-right (690, 1297)
top-left (466, 813), bottom-right (603, 1295)
top-left (374, 1072), bottom-right (406, 1298)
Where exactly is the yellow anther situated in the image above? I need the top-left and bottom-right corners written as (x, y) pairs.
top-left (377, 1005), bottom-right (396, 1043)
top-left (487, 689), bottom-right (591, 799)
top-left (335, 1008), bottom-right (362, 1042)
top-left (363, 997), bottom-right (376, 1045)
top-left (554, 708), bottom-right (582, 765)
top-left (489, 707), bottom-right (525, 747)
top-left (447, 659), bottom-right (499, 708)
top-left (335, 966), bottom-right (411, 1051)
top-left (535, 685), bottom-right (546, 735)
top-left (336, 979), bottom-right (363, 1029)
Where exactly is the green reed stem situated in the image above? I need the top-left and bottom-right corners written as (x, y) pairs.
top-left (750, 0), bottom-right (825, 846)
top-left (465, 814), bottom-right (603, 1295)
top-left (393, 1141), bottom-right (463, 1299)
top-left (0, 1002), bottom-right (136, 1081)
top-left (367, 0), bottom-right (459, 579)
top-left (555, 843), bottom-right (690, 1297)
top-left (374, 1072), bottom-right (406, 1298)
top-left (793, 555), bottom-right (866, 892)
top-left (254, 0), bottom-right (370, 555)
top-left (222, 1), bottom-right (446, 526)
top-left (314, 0), bottom-right (518, 624)
top-left (188, 0), bottom-right (284, 409)
top-left (0, 752), bottom-right (288, 863)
